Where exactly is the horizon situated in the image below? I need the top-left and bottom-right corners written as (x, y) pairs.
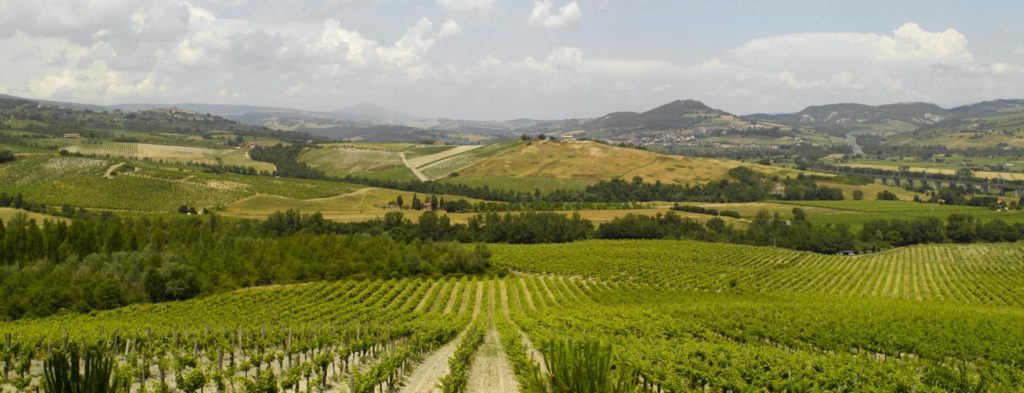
top-left (5, 92), bottom-right (1023, 123)
top-left (1, 1), bottom-right (1022, 120)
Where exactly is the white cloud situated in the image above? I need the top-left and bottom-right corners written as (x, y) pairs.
top-left (437, 0), bottom-right (495, 12)
top-left (528, 0), bottom-right (581, 28)
top-left (681, 22), bottom-right (1021, 112)
top-left (1015, 46), bottom-right (1024, 55)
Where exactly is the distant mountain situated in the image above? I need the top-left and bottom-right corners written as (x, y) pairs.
top-left (584, 100), bottom-right (728, 132)
top-left (948, 99), bottom-right (1024, 117)
top-left (331, 102), bottom-right (418, 123)
top-left (746, 102), bottom-right (951, 135)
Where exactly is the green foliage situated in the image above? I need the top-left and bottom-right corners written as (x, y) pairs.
top-left (536, 339), bottom-right (636, 393)
top-left (244, 370), bottom-right (278, 393)
top-left (43, 346), bottom-right (120, 393)
top-left (0, 150), bottom-right (14, 164)
top-left (439, 322), bottom-right (486, 393)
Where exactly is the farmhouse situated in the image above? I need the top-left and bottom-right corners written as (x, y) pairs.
top-left (560, 134), bottom-right (576, 143)
top-left (63, 133), bottom-right (81, 139)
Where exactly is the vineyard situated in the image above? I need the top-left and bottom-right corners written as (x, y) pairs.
top-left (2, 239), bottom-right (1024, 391)
top-left (419, 141), bottom-right (525, 180)
top-left (62, 142), bottom-right (276, 172)
top-left (492, 240), bottom-right (1024, 306)
top-left (0, 155), bottom-right (362, 212)
top-left (300, 147), bottom-right (416, 181)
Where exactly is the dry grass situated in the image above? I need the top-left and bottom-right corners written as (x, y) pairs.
top-left (456, 141), bottom-right (791, 186)
top-left (0, 208), bottom-right (70, 224)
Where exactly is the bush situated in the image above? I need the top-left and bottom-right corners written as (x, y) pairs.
top-left (877, 190), bottom-right (899, 201)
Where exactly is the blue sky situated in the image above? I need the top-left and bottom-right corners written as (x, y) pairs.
top-left (1, 0), bottom-right (1021, 119)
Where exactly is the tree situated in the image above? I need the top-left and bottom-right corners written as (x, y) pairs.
top-left (852, 189), bottom-right (864, 200)
top-left (0, 150), bottom-right (14, 164)
top-left (429, 195), bottom-right (439, 211)
top-left (411, 194), bottom-right (423, 210)
top-left (877, 190), bottom-right (899, 201)
top-left (395, 195), bottom-right (404, 208)
top-left (955, 167), bottom-right (974, 180)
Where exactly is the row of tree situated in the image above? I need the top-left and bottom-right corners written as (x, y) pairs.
top-left (0, 212), bottom-right (492, 319)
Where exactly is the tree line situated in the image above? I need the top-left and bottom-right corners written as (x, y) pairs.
top-left (0, 212), bottom-right (492, 320)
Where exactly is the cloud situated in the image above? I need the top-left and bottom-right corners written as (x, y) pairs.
top-left (528, 0), bottom-right (581, 28)
top-left (681, 22), bottom-right (1020, 112)
top-left (437, 0), bottom-right (495, 12)
top-left (1016, 46), bottom-right (1024, 55)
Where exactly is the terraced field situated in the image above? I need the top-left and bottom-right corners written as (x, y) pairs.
top-left (4, 239), bottom-right (1024, 391)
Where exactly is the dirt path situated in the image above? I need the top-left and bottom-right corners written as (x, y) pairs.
top-left (104, 162), bottom-right (125, 178)
top-left (443, 281), bottom-right (463, 314)
top-left (400, 280), bottom-right (486, 393)
top-left (467, 281), bottom-right (519, 393)
top-left (466, 328), bottom-right (520, 393)
top-left (399, 335), bottom-right (461, 393)
top-left (415, 282), bottom-right (440, 312)
top-left (472, 280), bottom-right (485, 319)
top-left (401, 152), bottom-right (429, 182)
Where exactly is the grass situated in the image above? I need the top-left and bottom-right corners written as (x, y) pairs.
top-left (219, 187), bottom-right (493, 221)
top-left (440, 141), bottom-right (795, 192)
top-left (299, 146), bottom-right (414, 179)
top-left (774, 199), bottom-right (1024, 227)
top-left (443, 175), bottom-right (593, 193)
top-left (0, 155), bottom-right (366, 212)
top-left (62, 141), bottom-right (275, 171)
top-left (0, 207), bottom-right (70, 223)
top-left (404, 145), bottom-right (456, 159)
top-left (419, 141), bottom-right (526, 180)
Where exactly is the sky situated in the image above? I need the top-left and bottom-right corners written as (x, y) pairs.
top-left (0, 0), bottom-right (1022, 120)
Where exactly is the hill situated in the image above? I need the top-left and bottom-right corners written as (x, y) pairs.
top-left (746, 102), bottom-right (950, 136)
top-left (440, 140), bottom-right (791, 192)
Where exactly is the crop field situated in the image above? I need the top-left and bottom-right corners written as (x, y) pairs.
top-left (3, 240), bottom-right (1024, 391)
top-left (835, 161), bottom-right (1024, 181)
top-left (0, 155), bottom-right (363, 212)
top-left (62, 142), bottom-right (276, 172)
top-left (492, 240), bottom-right (1024, 305)
top-left (300, 146), bottom-right (416, 181)
top-left (775, 199), bottom-right (1024, 227)
top-left (443, 141), bottom-right (794, 192)
top-left (404, 145), bottom-right (482, 169)
top-left (419, 141), bottom-right (526, 180)
top-left (220, 187), bottom-right (493, 222)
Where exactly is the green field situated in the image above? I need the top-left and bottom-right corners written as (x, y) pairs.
top-left (0, 155), bottom-right (362, 212)
top-left (419, 141), bottom-right (525, 180)
top-left (300, 146), bottom-right (417, 181)
top-left (63, 141), bottom-right (276, 172)
top-left (2, 240), bottom-right (1023, 391)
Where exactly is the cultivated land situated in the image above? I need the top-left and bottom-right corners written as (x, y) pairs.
top-left (0, 154), bottom-right (362, 212)
top-left (63, 142), bottom-right (276, 172)
top-left (444, 140), bottom-right (794, 192)
top-left (3, 240), bottom-right (1024, 391)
